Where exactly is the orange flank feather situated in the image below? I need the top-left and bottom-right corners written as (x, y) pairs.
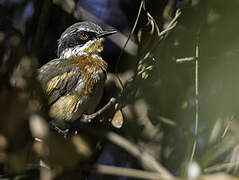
top-left (74, 54), bottom-right (107, 95)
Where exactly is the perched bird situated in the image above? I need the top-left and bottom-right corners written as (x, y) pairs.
top-left (38, 22), bottom-right (116, 129)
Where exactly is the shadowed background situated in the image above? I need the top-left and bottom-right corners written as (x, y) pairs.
top-left (1, 0), bottom-right (239, 179)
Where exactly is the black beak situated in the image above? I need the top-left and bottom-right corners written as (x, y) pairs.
top-left (98, 30), bottom-right (117, 38)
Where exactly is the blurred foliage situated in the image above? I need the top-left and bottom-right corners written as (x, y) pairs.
top-left (1, 0), bottom-right (239, 180)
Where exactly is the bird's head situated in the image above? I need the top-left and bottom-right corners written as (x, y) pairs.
top-left (57, 22), bottom-right (117, 58)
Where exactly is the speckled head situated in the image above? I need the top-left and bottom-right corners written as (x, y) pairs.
top-left (58, 22), bottom-right (117, 58)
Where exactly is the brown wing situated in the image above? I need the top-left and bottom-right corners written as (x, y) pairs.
top-left (38, 58), bottom-right (82, 104)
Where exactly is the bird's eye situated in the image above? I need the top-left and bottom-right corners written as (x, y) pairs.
top-left (80, 33), bottom-right (89, 40)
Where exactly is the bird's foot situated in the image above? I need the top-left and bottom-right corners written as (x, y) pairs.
top-left (49, 122), bottom-right (69, 137)
top-left (81, 114), bottom-right (92, 123)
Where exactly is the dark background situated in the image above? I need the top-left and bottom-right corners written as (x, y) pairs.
top-left (1, 0), bottom-right (239, 179)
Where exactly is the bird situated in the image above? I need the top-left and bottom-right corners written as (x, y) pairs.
top-left (38, 21), bottom-right (117, 130)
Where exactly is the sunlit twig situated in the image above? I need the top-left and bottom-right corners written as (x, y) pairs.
top-left (158, 9), bottom-right (181, 39)
top-left (221, 115), bottom-right (234, 139)
top-left (190, 43), bottom-right (199, 163)
top-left (94, 164), bottom-right (178, 180)
top-left (176, 57), bottom-right (195, 63)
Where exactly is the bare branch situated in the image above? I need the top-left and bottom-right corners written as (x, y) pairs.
top-left (221, 115), bottom-right (234, 139)
top-left (176, 57), bottom-right (196, 63)
top-left (105, 132), bottom-right (175, 179)
top-left (115, 0), bottom-right (145, 89)
top-left (80, 98), bottom-right (117, 123)
top-left (160, 116), bottom-right (177, 126)
top-left (190, 43), bottom-right (199, 163)
top-left (204, 162), bottom-right (239, 173)
top-left (159, 9), bottom-right (182, 39)
top-left (94, 164), bottom-right (178, 180)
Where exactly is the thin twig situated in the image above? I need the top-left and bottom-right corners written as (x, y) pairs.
top-left (149, 9), bottom-right (181, 55)
top-left (115, 0), bottom-right (144, 90)
top-left (137, 66), bottom-right (153, 76)
top-left (204, 161), bottom-right (239, 173)
top-left (105, 132), bottom-right (175, 179)
top-left (50, 122), bottom-right (175, 178)
top-left (80, 98), bottom-right (117, 122)
top-left (163, 0), bottom-right (175, 22)
top-left (221, 115), bottom-right (234, 139)
top-left (176, 57), bottom-right (195, 63)
top-left (190, 142), bottom-right (197, 164)
top-left (160, 116), bottom-right (177, 126)
top-left (143, 3), bottom-right (161, 36)
top-left (117, 0), bottom-right (144, 62)
top-left (190, 43), bottom-right (199, 163)
top-left (158, 9), bottom-right (181, 39)
top-left (94, 164), bottom-right (177, 180)
top-left (195, 44), bottom-right (199, 135)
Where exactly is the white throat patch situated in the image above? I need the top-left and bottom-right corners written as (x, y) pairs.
top-left (59, 38), bottom-right (104, 59)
